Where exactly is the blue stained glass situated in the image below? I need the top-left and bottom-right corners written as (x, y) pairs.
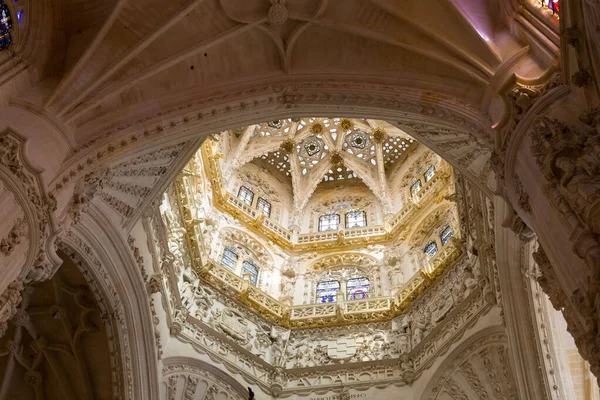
top-left (242, 260), bottom-right (259, 286)
top-left (316, 280), bottom-right (340, 303)
top-left (0, 2), bottom-right (12, 50)
top-left (424, 241), bottom-right (438, 257)
top-left (347, 277), bottom-right (370, 300)
top-left (440, 226), bottom-right (453, 246)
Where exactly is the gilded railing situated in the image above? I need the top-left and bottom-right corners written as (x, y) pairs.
top-left (199, 140), bottom-right (451, 250)
top-left (194, 238), bottom-right (464, 329)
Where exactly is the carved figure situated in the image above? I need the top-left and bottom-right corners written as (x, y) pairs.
top-left (412, 313), bottom-right (429, 347)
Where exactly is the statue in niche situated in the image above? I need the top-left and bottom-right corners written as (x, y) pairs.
top-left (270, 331), bottom-right (286, 366)
top-left (463, 265), bottom-right (478, 297)
top-left (412, 313), bottom-right (429, 347)
top-left (180, 279), bottom-right (197, 309)
top-left (392, 316), bottom-right (411, 354)
top-left (280, 265), bottom-right (297, 306)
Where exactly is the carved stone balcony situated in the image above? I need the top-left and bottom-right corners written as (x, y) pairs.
top-left (197, 238), bottom-right (465, 330)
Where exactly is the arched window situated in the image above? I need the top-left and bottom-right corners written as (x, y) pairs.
top-left (345, 210), bottom-right (367, 229)
top-left (319, 213), bottom-right (340, 232)
top-left (424, 165), bottom-right (435, 182)
top-left (424, 241), bottom-right (438, 257)
top-left (220, 247), bottom-right (238, 271)
top-left (410, 179), bottom-right (422, 197)
top-left (440, 226), bottom-right (453, 246)
top-left (347, 277), bottom-right (370, 300)
top-left (257, 197), bottom-right (271, 217)
top-left (316, 280), bottom-right (340, 303)
top-left (238, 186), bottom-right (254, 205)
top-left (241, 260), bottom-right (259, 286)
top-left (0, 1), bottom-right (13, 50)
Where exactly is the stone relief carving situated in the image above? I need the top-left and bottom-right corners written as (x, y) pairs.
top-left (0, 257), bottom-right (116, 399)
top-left (531, 116), bottom-right (600, 236)
top-left (423, 331), bottom-right (517, 400)
top-left (162, 360), bottom-right (247, 400)
top-left (0, 218), bottom-right (26, 256)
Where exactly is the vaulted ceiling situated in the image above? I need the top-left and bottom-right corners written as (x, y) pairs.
top-left (221, 117), bottom-right (421, 213)
top-left (43, 0), bottom-right (515, 144)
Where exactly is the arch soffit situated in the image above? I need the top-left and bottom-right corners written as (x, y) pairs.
top-left (52, 82), bottom-right (496, 200)
top-left (59, 203), bottom-right (160, 400)
top-left (419, 325), bottom-right (510, 400)
top-left (162, 356), bottom-right (248, 399)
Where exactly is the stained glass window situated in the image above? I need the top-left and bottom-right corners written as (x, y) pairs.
top-left (345, 210), bottom-right (367, 229)
top-left (440, 226), bottom-right (453, 246)
top-left (242, 260), bottom-right (259, 286)
top-left (541, 0), bottom-right (559, 14)
top-left (221, 247), bottom-right (238, 271)
top-left (424, 165), bottom-right (435, 183)
top-left (319, 213), bottom-right (340, 232)
top-left (424, 241), bottom-right (438, 257)
top-left (316, 280), bottom-right (340, 303)
top-left (237, 186), bottom-right (254, 205)
top-left (0, 1), bottom-right (12, 50)
top-left (257, 197), bottom-right (271, 217)
top-left (410, 179), bottom-right (422, 197)
top-left (347, 277), bottom-right (370, 300)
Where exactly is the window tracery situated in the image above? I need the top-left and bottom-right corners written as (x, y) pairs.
top-left (257, 197), bottom-right (271, 217)
top-left (221, 247), bottom-right (238, 271)
top-left (346, 277), bottom-right (370, 300)
top-left (424, 165), bottom-right (435, 183)
top-left (241, 260), bottom-right (259, 286)
top-left (316, 280), bottom-right (340, 303)
top-left (319, 213), bottom-right (340, 232)
top-left (410, 179), bottom-right (422, 198)
top-left (382, 136), bottom-right (414, 170)
top-left (345, 210), bottom-right (367, 229)
top-left (440, 226), bottom-right (453, 246)
top-left (219, 247), bottom-right (260, 286)
top-left (237, 186), bottom-right (254, 205)
top-left (424, 241), bottom-right (438, 257)
top-left (314, 267), bottom-right (372, 303)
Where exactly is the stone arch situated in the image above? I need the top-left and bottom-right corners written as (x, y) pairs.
top-left (420, 326), bottom-right (517, 400)
top-left (161, 357), bottom-right (247, 400)
top-left (0, 129), bottom-right (62, 316)
top-left (58, 203), bottom-right (160, 400)
top-left (0, 248), bottom-right (116, 400)
top-left (51, 83), bottom-right (495, 207)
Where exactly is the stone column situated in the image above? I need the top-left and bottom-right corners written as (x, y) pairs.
top-left (494, 196), bottom-right (551, 399)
